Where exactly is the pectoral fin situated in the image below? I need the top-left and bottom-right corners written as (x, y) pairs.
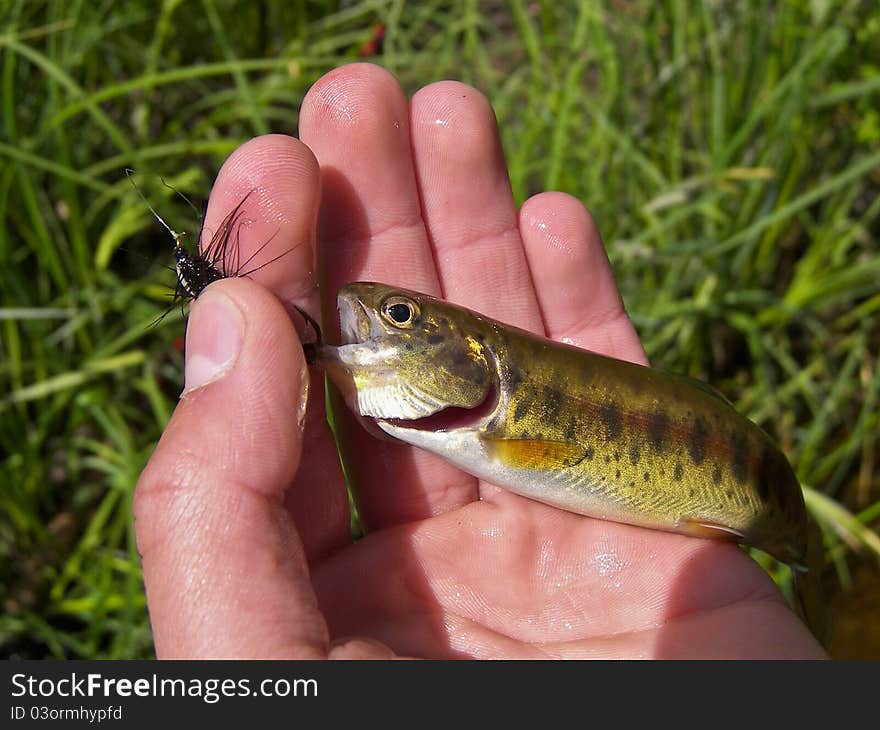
top-left (482, 437), bottom-right (589, 471)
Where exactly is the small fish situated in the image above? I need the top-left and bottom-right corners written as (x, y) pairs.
top-left (308, 282), bottom-right (826, 640)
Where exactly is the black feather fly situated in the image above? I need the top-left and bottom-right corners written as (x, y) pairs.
top-left (125, 170), bottom-right (290, 307)
top-left (125, 170), bottom-right (321, 346)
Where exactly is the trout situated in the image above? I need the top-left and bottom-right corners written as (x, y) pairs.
top-left (306, 282), bottom-right (825, 638)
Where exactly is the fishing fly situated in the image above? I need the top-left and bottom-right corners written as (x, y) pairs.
top-left (125, 169), bottom-right (294, 311)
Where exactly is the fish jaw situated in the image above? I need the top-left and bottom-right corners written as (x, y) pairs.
top-left (376, 420), bottom-right (485, 463)
top-left (373, 420), bottom-right (508, 491)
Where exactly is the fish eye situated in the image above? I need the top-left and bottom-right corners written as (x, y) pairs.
top-left (381, 296), bottom-right (419, 328)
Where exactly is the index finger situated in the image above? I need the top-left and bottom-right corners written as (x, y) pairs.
top-left (201, 135), bottom-right (351, 561)
top-left (200, 134), bottom-right (320, 311)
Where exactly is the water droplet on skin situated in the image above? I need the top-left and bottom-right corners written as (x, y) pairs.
top-left (561, 336), bottom-right (576, 346)
top-left (326, 95), bottom-right (354, 124)
top-left (589, 548), bottom-right (626, 589)
top-left (536, 539), bottom-right (557, 579)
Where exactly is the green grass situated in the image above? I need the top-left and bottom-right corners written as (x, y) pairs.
top-left (1, 0), bottom-right (879, 658)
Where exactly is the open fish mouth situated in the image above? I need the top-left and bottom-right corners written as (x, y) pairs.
top-left (377, 383), bottom-right (499, 433)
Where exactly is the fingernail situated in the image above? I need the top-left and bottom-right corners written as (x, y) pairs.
top-left (183, 290), bottom-right (244, 392)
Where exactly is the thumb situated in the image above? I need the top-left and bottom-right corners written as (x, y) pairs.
top-left (135, 278), bottom-right (329, 658)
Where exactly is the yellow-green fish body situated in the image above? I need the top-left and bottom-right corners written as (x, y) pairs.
top-left (313, 282), bottom-right (830, 641)
top-left (314, 282), bottom-right (810, 570)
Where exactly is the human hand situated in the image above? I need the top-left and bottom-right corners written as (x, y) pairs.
top-left (135, 64), bottom-right (826, 658)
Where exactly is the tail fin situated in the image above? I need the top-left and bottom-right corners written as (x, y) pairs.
top-left (792, 520), bottom-right (830, 648)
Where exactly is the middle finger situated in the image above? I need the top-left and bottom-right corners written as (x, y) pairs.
top-left (299, 64), bottom-right (481, 529)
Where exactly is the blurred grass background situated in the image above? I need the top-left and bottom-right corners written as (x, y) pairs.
top-left (1, 0), bottom-right (878, 658)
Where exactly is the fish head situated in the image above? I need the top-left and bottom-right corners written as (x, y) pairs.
top-left (321, 282), bottom-right (497, 426)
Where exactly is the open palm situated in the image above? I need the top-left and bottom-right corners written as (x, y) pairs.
top-left (135, 64), bottom-right (824, 659)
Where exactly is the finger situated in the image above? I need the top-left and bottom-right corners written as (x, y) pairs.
top-left (300, 63), bottom-right (480, 528)
top-left (299, 64), bottom-right (438, 295)
top-left (328, 637), bottom-right (398, 660)
top-left (202, 134), bottom-right (320, 310)
top-left (519, 192), bottom-right (648, 365)
top-left (135, 278), bottom-right (328, 658)
top-left (409, 81), bottom-right (542, 332)
top-left (206, 136), bottom-right (350, 560)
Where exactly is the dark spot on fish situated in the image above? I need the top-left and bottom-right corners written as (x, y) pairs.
top-left (599, 401), bottom-right (623, 441)
top-left (726, 489), bottom-right (733, 499)
top-left (615, 469), bottom-right (621, 479)
top-left (659, 467), bottom-right (666, 477)
top-left (755, 474), bottom-right (769, 504)
top-left (629, 480), bottom-right (635, 487)
top-left (689, 416), bottom-right (709, 465)
top-left (613, 450), bottom-right (621, 462)
top-left (731, 431), bottom-right (749, 484)
top-left (513, 398), bottom-right (528, 423)
top-left (426, 334), bottom-right (445, 345)
top-left (712, 464), bottom-right (723, 486)
top-left (451, 350), bottom-right (473, 370)
top-left (674, 463), bottom-right (684, 481)
top-left (604, 454), bottom-right (611, 464)
top-left (647, 411), bottom-right (670, 450)
top-left (404, 342), bottom-right (413, 351)
top-left (629, 443), bottom-right (640, 465)
top-left (769, 447), bottom-right (797, 509)
top-left (544, 387), bottom-right (563, 415)
top-left (506, 366), bottom-right (523, 390)
top-left (643, 471), bottom-right (650, 482)
top-left (565, 417), bottom-right (577, 441)
top-left (689, 488), bottom-right (696, 498)
top-left (584, 446), bottom-right (595, 460)
top-left (756, 449), bottom-right (775, 501)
